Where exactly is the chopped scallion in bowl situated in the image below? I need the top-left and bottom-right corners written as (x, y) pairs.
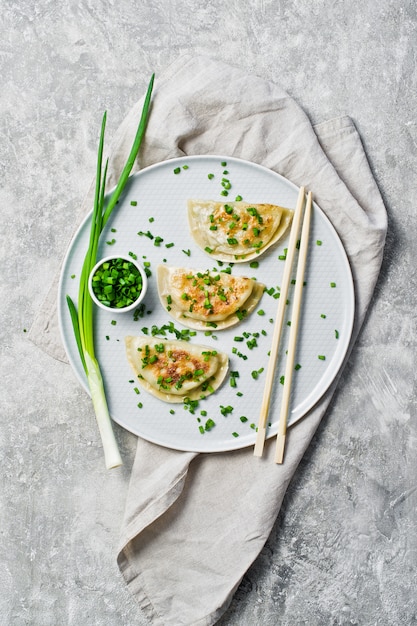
top-left (88, 255), bottom-right (147, 312)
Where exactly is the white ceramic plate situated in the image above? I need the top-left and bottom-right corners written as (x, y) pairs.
top-left (58, 155), bottom-right (354, 452)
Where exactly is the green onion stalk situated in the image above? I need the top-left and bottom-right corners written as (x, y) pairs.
top-left (66, 74), bottom-right (154, 469)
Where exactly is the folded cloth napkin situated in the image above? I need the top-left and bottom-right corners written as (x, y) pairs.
top-left (29, 55), bottom-right (387, 625)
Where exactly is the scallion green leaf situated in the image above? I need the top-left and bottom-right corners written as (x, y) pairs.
top-left (66, 73), bottom-right (154, 469)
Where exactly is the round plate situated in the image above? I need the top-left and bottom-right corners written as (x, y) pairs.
top-left (58, 155), bottom-right (354, 452)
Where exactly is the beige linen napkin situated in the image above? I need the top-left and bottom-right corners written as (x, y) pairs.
top-left (29, 56), bottom-right (387, 625)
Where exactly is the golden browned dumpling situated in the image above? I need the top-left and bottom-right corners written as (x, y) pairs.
top-left (157, 265), bottom-right (265, 330)
top-left (187, 199), bottom-right (293, 262)
top-left (125, 336), bottom-right (229, 403)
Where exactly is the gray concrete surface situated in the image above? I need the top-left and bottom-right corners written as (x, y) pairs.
top-left (1, 1), bottom-right (416, 624)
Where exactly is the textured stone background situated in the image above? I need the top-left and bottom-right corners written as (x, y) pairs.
top-left (1, 1), bottom-right (416, 624)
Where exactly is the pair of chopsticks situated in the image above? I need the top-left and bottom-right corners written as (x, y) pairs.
top-left (254, 187), bottom-right (312, 464)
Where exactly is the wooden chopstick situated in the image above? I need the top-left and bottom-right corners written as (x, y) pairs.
top-left (275, 191), bottom-right (312, 464)
top-left (253, 186), bottom-right (306, 458)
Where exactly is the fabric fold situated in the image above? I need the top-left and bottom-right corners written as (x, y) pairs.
top-left (114, 58), bottom-right (387, 626)
top-left (29, 55), bottom-right (387, 626)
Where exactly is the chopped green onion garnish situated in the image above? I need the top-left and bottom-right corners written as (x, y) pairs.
top-left (91, 257), bottom-right (144, 309)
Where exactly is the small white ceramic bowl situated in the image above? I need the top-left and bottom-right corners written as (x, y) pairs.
top-left (88, 254), bottom-right (148, 313)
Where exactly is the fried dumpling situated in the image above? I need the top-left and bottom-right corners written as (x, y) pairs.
top-left (187, 199), bottom-right (293, 262)
top-left (157, 265), bottom-right (265, 330)
top-left (125, 336), bottom-right (229, 403)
